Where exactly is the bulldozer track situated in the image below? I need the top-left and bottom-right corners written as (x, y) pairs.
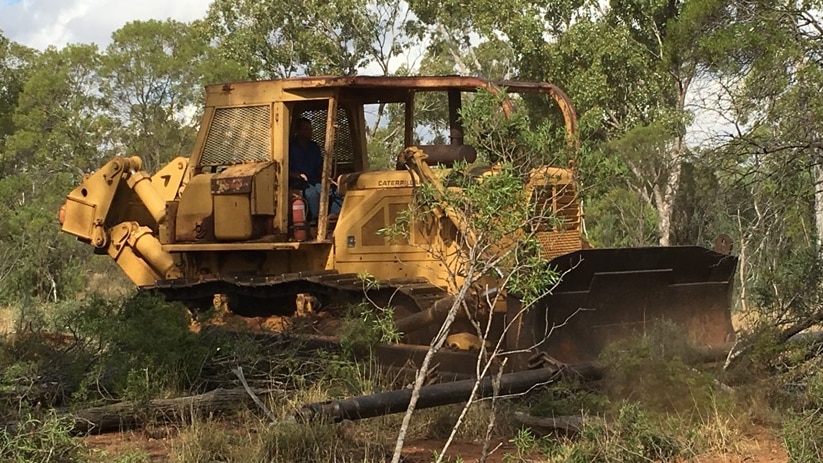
top-left (150, 270), bottom-right (451, 316)
top-left (151, 272), bottom-right (499, 378)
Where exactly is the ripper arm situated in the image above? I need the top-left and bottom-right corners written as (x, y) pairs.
top-left (59, 155), bottom-right (187, 286)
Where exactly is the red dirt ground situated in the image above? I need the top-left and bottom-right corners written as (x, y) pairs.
top-left (84, 426), bottom-right (789, 463)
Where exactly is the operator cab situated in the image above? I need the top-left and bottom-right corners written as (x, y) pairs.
top-left (181, 76), bottom-right (576, 244)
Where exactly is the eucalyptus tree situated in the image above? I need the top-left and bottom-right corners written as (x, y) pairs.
top-left (694, 2), bottom-right (823, 344)
top-left (718, 2), bottom-right (823, 248)
top-left (4, 44), bottom-right (108, 177)
top-left (405, 0), bottom-right (739, 247)
top-left (203, 0), bottom-right (421, 78)
top-left (0, 31), bottom-right (35, 167)
top-left (101, 19), bottom-right (246, 172)
top-left (0, 43), bottom-right (106, 302)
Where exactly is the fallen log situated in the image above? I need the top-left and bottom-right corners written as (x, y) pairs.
top-left (300, 363), bottom-right (603, 422)
top-left (513, 411), bottom-right (589, 435)
top-left (69, 387), bottom-right (269, 435)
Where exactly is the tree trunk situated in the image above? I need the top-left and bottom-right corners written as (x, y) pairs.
top-left (67, 387), bottom-right (264, 435)
top-left (513, 411), bottom-right (591, 435)
top-left (814, 159), bottom-right (823, 257)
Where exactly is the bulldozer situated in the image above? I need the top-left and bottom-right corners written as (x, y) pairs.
top-left (57, 76), bottom-right (737, 377)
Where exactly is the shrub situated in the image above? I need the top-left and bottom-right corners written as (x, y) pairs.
top-left (781, 369), bottom-right (823, 462)
top-left (338, 300), bottom-right (399, 359)
top-left (0, 411), bottom-right (86, 463)
top-left (566, 402), bottom-right (685, 463)
top-left (529, 377), bottom-right (608, 418)
top-left (0, 291), bottom-right (211, 414)
top-left (598, 321), bottom-right (722, 415)
top-left (782, 410), bottom-right (823, 463)
top-left (100, 292), bottom-right (208, 400)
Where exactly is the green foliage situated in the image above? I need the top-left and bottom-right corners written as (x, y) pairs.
top-left (598, 321), bottom-right (725, 415)
top-left (0, 292), bottom-right (210, 413)
top-left (584, 187), bottom-right (658, 247)
top-left (460, 88), bottom-right (567, 168)
top-left (509, 427), bottom-right (538, 456)
top-left (782, 410), bottom-right (823, 463)
top-left (0, 411), bottom-right (87, 462)
top-left (503, 427), bottom-right (572, 462)
top-left (203, 0), bottom-right (408, 78)
top-left (5, 43), bottom-right (110, 175)
top-left (0, 44), bottom-right (102, 305)
top-left (366, 102), bottom-right (407, 170)
top-left (387, 161), bottom-right (559, 307)
top-left (566, 402), bottom-right (685, 463)
top-left (753, 245), bottom-right (821, 327)
top-left (339, 301), bottom-right (401, 358)
top-left (529, 377), bottom-right (608, 418)
top-left (0, 174), bottom-right (88, 303)
top-left (0, 33), bottom-right (35, 154)
top-left (95, 292), bottom-right (208, 399)
top-left (102, 19), bottom-right (245, 173)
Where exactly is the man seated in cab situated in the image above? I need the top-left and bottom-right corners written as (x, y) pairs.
top-left (288, 117), bottom-right (342, 222)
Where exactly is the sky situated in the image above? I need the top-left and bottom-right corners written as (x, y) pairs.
top-left (0, 0), bottom-right (212, 50)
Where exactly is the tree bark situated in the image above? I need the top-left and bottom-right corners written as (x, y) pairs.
top-left (657, 135), bottom-right (684, 246)
top-left (67, 387), bottom-right (265, 435)
top-left (814, 159), bottom-right (823, 256)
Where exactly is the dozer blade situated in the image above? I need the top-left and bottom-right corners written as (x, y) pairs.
top-left (531, 246), bottom-right (737, 363)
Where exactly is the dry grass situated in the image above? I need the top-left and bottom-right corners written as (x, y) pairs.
top-left (688, 396), bottom-right (749, 456)
top-left (0, 305), bottom-right (14, 334)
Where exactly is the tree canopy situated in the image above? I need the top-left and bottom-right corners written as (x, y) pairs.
top-left (0, 1), bottom-right (821, 356)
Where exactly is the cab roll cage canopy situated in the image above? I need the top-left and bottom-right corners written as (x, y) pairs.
top-left (214, 75), bottom-right (580, 150)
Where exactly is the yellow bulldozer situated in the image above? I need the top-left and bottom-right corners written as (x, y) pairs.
top-left (57, 76), bottom-right (737, 376)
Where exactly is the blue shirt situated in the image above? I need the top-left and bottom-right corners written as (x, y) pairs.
top-left (289, 138), bottom-right (323, 185)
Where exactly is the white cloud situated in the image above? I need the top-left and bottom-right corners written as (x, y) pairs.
top-left (0, 0), bottom-right (212, 50)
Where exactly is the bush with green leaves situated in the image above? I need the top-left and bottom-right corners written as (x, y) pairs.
top-left (529, 376), bottom-right (608, 418)
top-left (98, 291), bottom-right (209, 400)
top-left (565, 402), bottom-right (685, 463)
top-left (782, 409), bottom-right (823, 463)
top-left (0, 411), bottom-right (87, 463)
top-left (597, 321), bottom-right (725, 415)
top-left (780, 369), bottom-right (823, 462)
top-left (0, 291), bottom-right (212, 414)
top-left (338, 300), bottom-right (400, 359)
top-left (0, 173), bottom-right (89, 304)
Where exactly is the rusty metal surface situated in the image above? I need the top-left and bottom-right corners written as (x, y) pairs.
top-left (393, 295), bottom-right (458, 334)
top-left (211, 176), bottom-right (252, 195)
top-left (210, 161), bottom-right (275, 195)
top-left (150, 245), bottom-right (737, 373)
top-left (411, 144), bottom-right (478, 167)
top-left (533, 246), bottom-right (738, 363)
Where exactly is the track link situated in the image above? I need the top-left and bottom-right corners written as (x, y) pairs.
top-left (149, 270), bottom-right (450, 316)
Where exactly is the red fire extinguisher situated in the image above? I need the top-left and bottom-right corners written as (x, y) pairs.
top-left (291, 196), bottom-right (308, 242)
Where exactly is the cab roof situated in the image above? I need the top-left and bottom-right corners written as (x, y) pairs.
top-left (206, 75), bottom-right (573, 105)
